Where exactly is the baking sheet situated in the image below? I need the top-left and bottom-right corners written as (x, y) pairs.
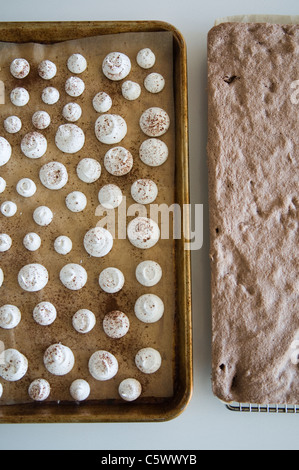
top-left (0, 31), bottom-right (177, 405)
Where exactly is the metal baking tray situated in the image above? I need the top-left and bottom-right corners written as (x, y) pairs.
top-left (0, 20), bottom-right (192, 423)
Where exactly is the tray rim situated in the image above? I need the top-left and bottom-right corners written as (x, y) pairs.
top-left (0, 19), bottom-right (192, 424)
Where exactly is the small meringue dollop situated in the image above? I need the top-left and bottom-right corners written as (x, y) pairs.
top-left (98, 184), bottom-right (123, 209)
top-left (10, 58), bottom-right (30, 79)
top-left (65, 191), bottom-right (87, 212)
top-left (55, 124), bottom-right (85, 154)
top-left (10, 87), bottom-right (30, 107)
top-left (70, 379), bottom-right (90, 401)
top-left (135, 260), bottom-right (162, 287)
top-left (131, 179), bottom-right (158, 204)
top-left (33, 206), bottom-right (53, 226)
top-left (43, 343), bottom-right (75, 376)
top-left (0, 383), bottom-right (2, 398)
top-left (122, 81), bottom-right (141, 101)
top-left (83, 227), bottom-right (113, 258)
top-left (0, 268), bottom-right (3, 287)
top-left (102, 52), bottom-right (131, 81)
top-left (134, 294), bottom-right (164, 323)
top-left (76, 158), bottom-right (101, 183)
top-left (99, 267), bottom-right (124, 294)
top-left (59, 263), bottom-right (87, 291)
top-left (72, 309), bottom-right (96, 334)
top-left (21, 132), bottom-right (47, 159)
top-left (67, 54), bottom-right (87, 74)
top-left (23, 232), bottom-right (41, 252)
top-left (32, 110), bottom-right (51, 130)
top-left (62, 102), bottom-right (82, 122)
top-left (1, 201), bottom-right (17, 217)
top-left (54, 236), bottom-right (72, 255)
top-left (0, 349), bottom-right (28, 382)
top-left (28, 379), bottom-right (51, 401)
top-left (4, 116), bottom-right (22, 134)
top-left (41, 87), bottom-right (60, 105)
top-left (144, 73), bottom-right (165, 94)
top-left (92, 92), bottom-right (112, 113)
top-left (88, 350), bottom-right (118, 381)
top-left (136, 48), bottom-right (156, 69)
top-left (39, 161), bottom-right (68, 190)
top-left (135, 347), bottom-right (162, 374)
top-left (0, 305), bottom-right (21, 329)
top-left (140, 107), bottom-right (170, 137)
top-left (38, 60), bottom-right (57, 80)
top-left (95, 114), bottom-right (127, 145)
top-left (33, 302), bottom-right (57, 326)
top-left (127, 217), bottom-right (160, 249)
top-left (18, 264), bottom-right (49, 292)
top-left (0, 137), bottom-right (12, 166)
top-left (65, 76), bottom-right (85, 97)
top-left (104, 147), bottom-right (133, 176)
top-left (118, 378), bottom-right (142, 402)
top-left (0, 234), bottom-right (12, 252)
top-left (16, 178), bottom-right (37, 198)
top-left (139, 138), bottom-right (169, 167)
top-left (103, 311), bottom-right (130, 339)
top-left (0, 177), bottom-right (6, 193)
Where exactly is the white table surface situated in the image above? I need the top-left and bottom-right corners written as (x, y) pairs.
top-left (0, 0), bottom-right (298, 451)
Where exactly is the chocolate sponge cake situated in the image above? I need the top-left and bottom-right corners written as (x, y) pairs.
top-left (207, 22), bottom-right (299, 404)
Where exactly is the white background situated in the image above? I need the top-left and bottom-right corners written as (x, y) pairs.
top-left (0, 0), bottom-right (298, 451)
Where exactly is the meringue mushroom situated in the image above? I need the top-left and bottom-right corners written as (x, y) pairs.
top-left (139, 138), bottom-right (169, 167)
top-left (76, 158), bottom-right (101, 183)
top-left (43, 343), bottom-right (75, 376)
top-left (0, 349), bottom-right (28, 381)
top-left (88, 350), bottom-right (118, 381)
top-left (32, 111), bottom-right (51, 130)
top-left (118, 378), bottom-right (142, 402)
top-left (127, 217), bottom-right (160, 249)
top-left (62, 102), bottom-right (82, 122)
top-left (104, 147), bottom-right (133, 176)
top-left (10, 87), bottom-right (30, 106)
top-left (21, 132), bottom-right (47, 159)
top-left (67, 53), bottom-right (87, 74)
top-left (18, 264), bottom-right (49, 292)
top-left (4, 116), bottom-right (22, 134)
top-left (135, 347), bottom-right (162, 374)
top-left (41, 87), bottom-right (60, 105)
top-left (38, 60), bottom-right (57, 80)
top-left (83, 227), bottom-right (113, 258)
top-left (0, 137), bottom-right (12, 166)
top-left (95, 114), bottom-right (127, 145)
top-left (28, 379), bottom-right (51, 401)
top-left (65, 76), bottom-right (85, 97)
top-left (59, 263), bottom-right (88, 290)
top-left (102, 52), bottom-right (131, 81)
top-left (70, 379), bottom-right (90, 401)
top-left (122, 81), bottom-right (141, 101)
top-left (55, 124), bottom-right (85, 154)
top-left (144, 73), bottom-right (165, 94)
top-left (92, 92), bottom-right (112, 113)
top-left (10, 58), bottom-right (30, 79)
top-left (139, 107), bottom-right (170, 137)
top-left (39, 162), bottom-right (68, 190)
top-left (136, 48), bottom-right (156, 69)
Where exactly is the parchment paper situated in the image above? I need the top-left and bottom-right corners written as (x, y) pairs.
top-left (215, 14), bottom-right (299, 26)
top-left (0, 31), bottom-right (176, 405)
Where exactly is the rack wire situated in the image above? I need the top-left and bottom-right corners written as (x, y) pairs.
top-left (226, 402), bottom-right (299, 413)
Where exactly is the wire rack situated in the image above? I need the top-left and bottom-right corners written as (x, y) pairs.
top-left (226, 402), bottom-right (299, 414)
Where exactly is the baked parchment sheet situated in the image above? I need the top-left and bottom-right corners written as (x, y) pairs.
top-left (0, 31), bottom-right (176, 405)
